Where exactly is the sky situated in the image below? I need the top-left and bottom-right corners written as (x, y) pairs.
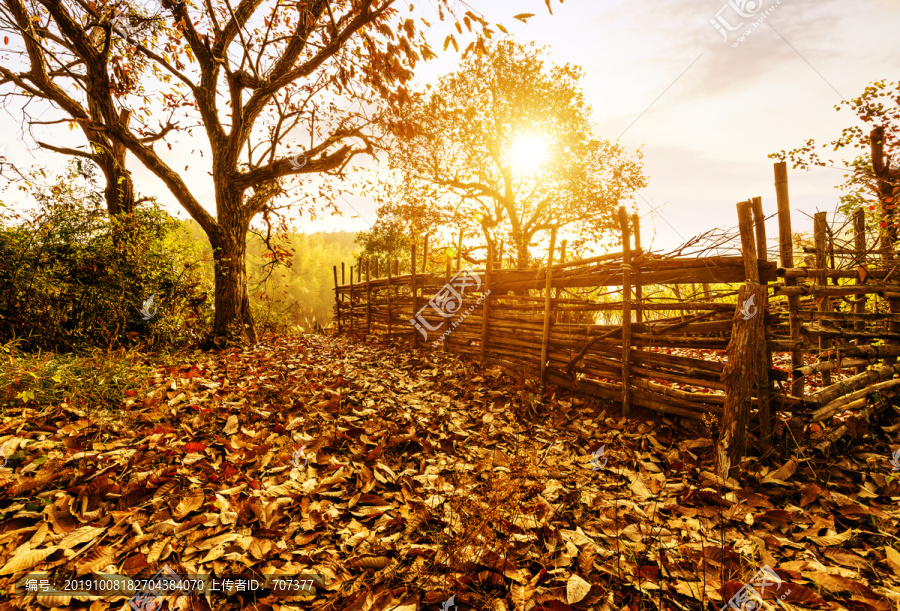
top-left (1, 0), bottom-right (898, 258)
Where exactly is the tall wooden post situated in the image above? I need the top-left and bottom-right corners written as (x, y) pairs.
top-left (456, 231), bottom-right (463, 271)
top-left (775, 162), bottom-right (804, 397)
top-left (480, 243), bottom-right (493, 365)
top-left (333, 266), bottom-right (341, 335)
top-left (349, 264), bottom-right (354, 334)
top-left (853, 208), bottom-right (866, 374)
top-left (341, 262), bottom-right (345, 285)
top-left (619, 207), bottom-right (632, 417)
top-left (541, 228), bottom-right (558, 387)
top-left (498, 240), bottom-right (504, 268)
top-left (718, 201), bottom-right (766, 478)
top-left (751, 196), bottom-right (773, 443)
top-left (632, 213), bottom-right (643, 325)
top-left (814, 212), bottom-right (832, 386)
top-left (556, 240), bottom-right (567, 324)
top-left (387, 262), bottom-right (393, 341)
top-left (366, 260), bottom-right (372, 336)
top-left (411, 244), bottom-right (418, 348)
top-left (423, 234), bottom-right (429, 276)
top-left (444, 255), bottom-right (452, 351)
top-left (873, 127), bottom-right (900, 363)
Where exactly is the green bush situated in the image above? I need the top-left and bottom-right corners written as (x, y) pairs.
top-left (0, 160), bottom-right (212, 350)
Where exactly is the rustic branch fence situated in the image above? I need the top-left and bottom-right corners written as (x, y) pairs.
top-left (332, 162), bottom-right (900, 473)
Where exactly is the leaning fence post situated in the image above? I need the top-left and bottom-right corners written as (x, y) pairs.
top-left (541, 228), bottom-right (558, 388)
top-left (411, 243), bottom-right (418, 348)
top-left (618, 207), bottom-right (632, 417)
top-left (333, 265), bottom-right (341, 335)
top-left (480, 243), bottom-right (493, 365)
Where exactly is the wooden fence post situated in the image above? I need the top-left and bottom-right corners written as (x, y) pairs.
top-left (341, 262), bottom-right (345, 285)
top-left (632, 213), bottom-right (643, 325)
top-left (456, 231), bottom-right (463, 272)
top-left (854, 208), bottom-right (866, 374)
top-left (619, 207), bottom-right (632, 417)
top-left (775, 162), bottom-right (804, 397)
top-left (481, 243), bottom-right (493, 365)
top-left (366, 260), bottom-right (371, 336)
top-left (751, 196), bottom-right (773, 443)
top-left (349, 264), bottom-right (354, 334)
top-left (541, 228), bottom-right (558, 387)
top-left (387, 262), bottom-right (393, 341)
top-left (423, 234), bottom-right (429, 276)
top-left (333, 265), bottom-right (341, 335)
top-left (411, 244), bottom-right (418, 348)
top-left (444, 255), bottom-right (452, 351)
top-left (814, 212), bottom-right (832, 386)
top-left (718, 200), bottom-right (767, 478)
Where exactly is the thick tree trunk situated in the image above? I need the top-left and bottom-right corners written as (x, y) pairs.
top-left (208, 214), bottom-right (257, 347)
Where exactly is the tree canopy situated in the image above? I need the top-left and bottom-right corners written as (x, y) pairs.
top-left (0, 0), bottom-right (503, 346)
top-left (376, 38), bottom-right (647, 268)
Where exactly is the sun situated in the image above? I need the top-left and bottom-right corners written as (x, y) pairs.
top-left (507, 133), bottom-right (549, 174)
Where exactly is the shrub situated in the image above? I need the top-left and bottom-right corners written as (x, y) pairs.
top-left (0, 160), bottom-right (211, 351)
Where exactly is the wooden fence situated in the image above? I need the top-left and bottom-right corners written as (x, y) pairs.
top-left (331, 162), bottom-right (900, 451)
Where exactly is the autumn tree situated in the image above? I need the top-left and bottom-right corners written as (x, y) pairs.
top-left (0, 0), bottom-right (175, 216)
top-left (772, 79), bottom-right (900, 256)
top-left (356, 179), bottom-right (460, 271)
top-left (0, 0), bottom-right (503, 346)
top-left (383, 38), bottom-right (647, 269)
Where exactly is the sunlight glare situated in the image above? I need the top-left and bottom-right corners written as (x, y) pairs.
top-left (507, 134), bottom-right (549, 174)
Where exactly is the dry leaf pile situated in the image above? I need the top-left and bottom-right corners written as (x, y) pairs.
top-left (1, 334), bottom-right (899, 611)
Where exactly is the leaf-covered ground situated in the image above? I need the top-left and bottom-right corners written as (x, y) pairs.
top-left (1, 334), bottom-right (899, 611)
